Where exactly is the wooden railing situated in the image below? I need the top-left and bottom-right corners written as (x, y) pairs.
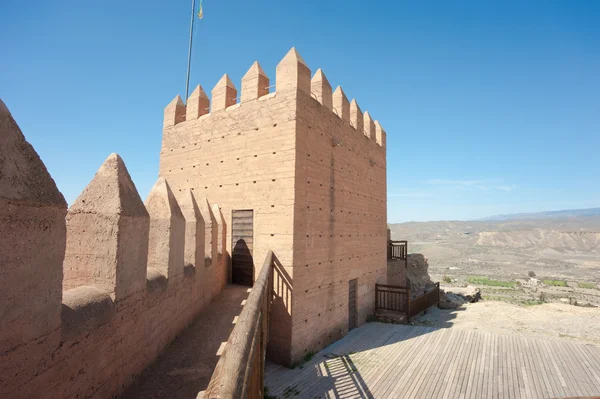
top-left (375, 284), bottom-right (409, 312)
top-left (408, 283), bottom-right (440, 321)
top-left (389, 240), bottom-right (407, 260)
top-left (375, 282), bottom-right (440, 322)
top-left (204, 251), bottom-right (274, 399)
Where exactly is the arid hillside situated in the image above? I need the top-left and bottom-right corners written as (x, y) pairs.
top-left (389, 215), bottom-right (600, 305)
top-left (476, 229), bottom-right (600, 252)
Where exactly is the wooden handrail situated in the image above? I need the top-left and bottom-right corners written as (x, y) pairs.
top-left (388, 240), bottom-right (408, 260)
top-left (375, 282), bottom-right (441, 322)
top-left (205, 250), bottom-right (274, 399)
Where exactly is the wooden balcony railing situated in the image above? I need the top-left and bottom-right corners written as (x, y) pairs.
top-left (389, 240), bottom-right (407, 260)
top-left (375, 282), bottom-right (440, 322)
top-left (408, 283), bottom-right (440, 321)
top-left (205, 251), bottom-right (274, 399)
top-left (375, 284), bottom-right (409, 312)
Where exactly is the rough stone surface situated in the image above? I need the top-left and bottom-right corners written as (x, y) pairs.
top-left (332, 86), bottom-right (350, 123)
top-left (406, 253), bottom-right (435, 294)
top-left (211, 74), bottom-right (237, 111)
top-left (186, 85), bottom-right (210, 120)
top-left (121, 285), bottom-right (250, 399)
top-left (349, 99), bottom-right (363, 132)
top-left (0, 99), bottom-right (67, 392)
top-left (438, 286), bottom-right (482, 309)
top-left (145, 178), bottom-right (186, 279)
top-left (241, 61), bottom-right (269, 103)
top-left (63, 153), bottom-right (150, 300)
top-left (0, 101), bottom-right (228, 398)
top-left (276, 47), bottom-right (311, 94)
top-left (61, 285), bottom-right (114, 338)
top-left (164, 95), bottom-right (186, 128)
top-left (311, 69), bottom-right (332, 111)
top-left (0, 99), bottom-right (66, 206)
top-left (387, 258), bottom-right (407, 286)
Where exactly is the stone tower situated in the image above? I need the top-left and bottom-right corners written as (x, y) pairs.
top-left (160, 48), bottom-right (388, 365)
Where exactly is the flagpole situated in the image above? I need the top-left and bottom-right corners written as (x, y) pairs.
top-left (185, 0), bottom-right (196, 101)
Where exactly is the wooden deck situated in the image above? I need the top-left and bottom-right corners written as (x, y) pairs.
top-left (265, 323), bottom-right (600, 399)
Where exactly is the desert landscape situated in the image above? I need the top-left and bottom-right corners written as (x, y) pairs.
top-left (390, 209), bottom-right (600, 309)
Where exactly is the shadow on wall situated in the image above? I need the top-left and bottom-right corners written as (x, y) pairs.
top-left (120, 285), bottom-right (251, 399)
top-left (267, 254), bottom-right (293, 366)
top-left (232, 239), bottom-right (253, 286)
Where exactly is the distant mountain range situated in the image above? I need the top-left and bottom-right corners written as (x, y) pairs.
top-left (479, 207), bottom-right (600, 221)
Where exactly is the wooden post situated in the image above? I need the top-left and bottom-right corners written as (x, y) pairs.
top-left (406, 287), bottom-right (411, 322)
top-left (424, 289), bottom-right (428, 314)
top-left (437, 282), bottom-right (441, 308)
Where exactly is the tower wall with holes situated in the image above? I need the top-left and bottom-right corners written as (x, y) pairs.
top-left (159, 48), bottom-right (388, 366)
top-left (160, 69), bottom-right (299, 365)
top-left (291, 70), bottom-right (388, 362)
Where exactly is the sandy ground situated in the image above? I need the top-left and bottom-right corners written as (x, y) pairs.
top-left (412, 300), bottom-right (600, 348)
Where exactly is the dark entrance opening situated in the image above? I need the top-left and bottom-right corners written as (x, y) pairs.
top-left (232, 209), bottom-right (254, 286)
top-left (348, 278), bottom-right (358, 330)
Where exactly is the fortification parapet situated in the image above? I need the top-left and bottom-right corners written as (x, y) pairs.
top-left (311, 69), bottom-right (332, 110)
top-left (350, 98), bottom-right (364, 133)
top-left (363, 111), bottom-right (376, 140)
top-left (332, 85), bottom-right (350, 123)
top-left (0, 99), bottom-right (232, 398)
top-left (162, 47), bottom-right (386, 150)
top-left (186, 85), bottom-right (210, 120)
top-left (212, 74), bottom-right (237, 111)
top-left (61, 285), bottom-right (114, 339)
top-left (145, 178), bottom-right (186, 279)
top-left (276, 47), bottom-right (311, 95)
top-left (179, 189), bottom-right (205, 269)
top-left (211, 203), bottom-right (228, 289)
top-left (0, 99), bottom-right (66, 389)
top-left (375, 120), bottom-right (386, 147)
top-left (164, 95), bottom-right (186, 128)
top-left (242, 61), bottom-right (270, 103)
top-left (63, 153), bottom-right (150, 300)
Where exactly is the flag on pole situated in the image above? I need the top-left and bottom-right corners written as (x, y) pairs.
top-left (198, 0), bottom-right (203, 19)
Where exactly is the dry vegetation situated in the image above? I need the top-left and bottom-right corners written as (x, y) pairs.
top-left (390, 216), bottom-right (600, 308)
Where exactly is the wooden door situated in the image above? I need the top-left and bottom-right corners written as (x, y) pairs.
top-left (348, 278), bottom-right (358, 330)
top-left (232, 209), bottom-right (254, 286)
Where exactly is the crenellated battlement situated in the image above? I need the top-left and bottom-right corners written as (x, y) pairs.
top-left (158, 47), bottom-right (388, 367)
top-left (0, 100), bottom-right (229, 399)
top-left (1, 47), bottom-right (388, 397)
top-left (163, 47), bottom-right (386, 149)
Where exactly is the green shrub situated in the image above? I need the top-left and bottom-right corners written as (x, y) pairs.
top-left (303, 351), bottom-right (315, 363)
top-left (578, 282), bottom-right (597, 289)
top-left (443, 275), bottom-right (452, 284)
top-left (522, 300), bottom-right (544, 306)
top-left (467, 276), bottom-right (515, 288)
top-left (543, 279), bottom-right (567, 287)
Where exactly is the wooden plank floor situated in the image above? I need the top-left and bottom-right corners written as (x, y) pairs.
top-left (265, 323), bottom-right (600, 399)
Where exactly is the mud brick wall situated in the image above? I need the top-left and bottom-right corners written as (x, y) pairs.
top-left (159, 48), bottom-right (388, 365)
top-left (0, 100), bottom-right (227, 399)
top-left (290, 69), bottom-right (388, 363)
top-left (159, 64), bottom-right (298, 365)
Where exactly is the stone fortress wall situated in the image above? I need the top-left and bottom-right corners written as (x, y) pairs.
top-left (0, 100), bottom-right (228, 399)
top-left (160, 48), bottom-right (388, 365)
top-left (0, 47), bottom-right (388, 398)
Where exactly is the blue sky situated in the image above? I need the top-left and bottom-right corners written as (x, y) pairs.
top-left (2, 1), bottom-right (599, 222)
